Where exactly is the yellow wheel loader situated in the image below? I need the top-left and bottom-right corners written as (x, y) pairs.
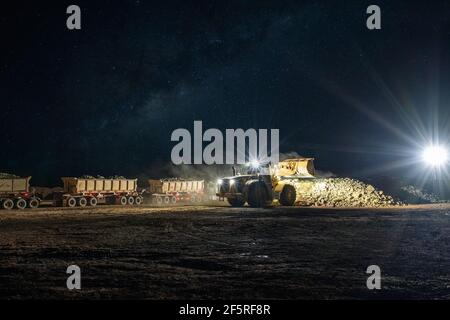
top-left (216, 158), bottom-right (315, 207)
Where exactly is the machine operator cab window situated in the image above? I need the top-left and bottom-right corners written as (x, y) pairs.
top-left (232, 160), bottom-right (271, 176)
top-left (246, 160), bottom-right (271, 175)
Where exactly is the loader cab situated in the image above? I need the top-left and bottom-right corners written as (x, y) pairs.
top-left (232, 161), bottom-right (272, 176)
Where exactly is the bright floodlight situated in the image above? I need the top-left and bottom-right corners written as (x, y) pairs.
top-left (250, 160), bottom-right (260, 168)
top-left (422, 145), bottom-right (448, 167)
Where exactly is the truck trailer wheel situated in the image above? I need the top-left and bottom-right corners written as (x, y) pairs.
top-left (227, 197), bottom-right (245, 207)
top-left (247, 181), bottom-right (271, 208)
top-left (15, 198), bottom-right (27, 210)
top-left (135, 196), bottom-right (143, 205)
top-left (66, 197), bottom-right (77, 207)
top-left (170, 196), bottom-right (177, 204)
top-left (279, 185), bottom-right (296, 206)
top-left (128, 196), bottom-right (135, 205)
top-left (89, 197), bottom-right (98, 207)
top-left (2, 199), bottom-right (14, 210)
top-left (119, 196), bottom-right (128, 205)
top-left (78, 197), bottom-right (87, 207)
top-left (156, 196), bottom-right (163, 205)
top-left (28, 198), bottom-right (40, 209)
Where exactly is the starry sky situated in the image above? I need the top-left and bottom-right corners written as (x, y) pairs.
top-left (1, 0), bottom-right (450, 185)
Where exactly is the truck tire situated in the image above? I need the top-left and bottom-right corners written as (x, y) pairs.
top-left (279, 185), bottom-right (296, 206)
top-left (2, 199), bottom-right (14, 210)
top-left (67, 197), bottom-right (77, 207)
top-left (156, 196), bottom-right (163, 205)
top-left (15, 198), bottom-right (27, 210)
top-left (227, 197), bottom-right (245, 207)
top-left (170, 196), bottom-right (177, 204)
top-left (164, 196), bottom-right (170, 204)
top-left (28, 198), bottom-right (40, 209)
top-left (128, 196), bottom-right (135, 205)
top-left (120, 196), bottom-right (128, 205)
top-left (89, 197), bottom-right (98, 207)
top-left (247, 181), bottom-right (270, 208)
top-left (135, 196), bottom-right (143, 205)
top-left (78, 197), bottom-right (87, 207)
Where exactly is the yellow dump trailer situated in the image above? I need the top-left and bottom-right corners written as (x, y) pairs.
top-left (0, 176), bottom-right (40, 210)
top-left (54, 177), bottom-right (143, 207)
top-left (148, 179), bottom-right (205, 205)
top-left (62, 177), bottom-right (137, 194)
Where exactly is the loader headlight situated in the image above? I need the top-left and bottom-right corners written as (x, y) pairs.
top-left (422, 145), bottom-right (448, 167)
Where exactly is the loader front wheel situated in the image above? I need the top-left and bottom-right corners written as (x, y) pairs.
top-left (247, 181), bottom-right (270, 208)
top-left (279, 185), bottom-right (296, 206)
top-left (227, 197), bottom-right (245, 207)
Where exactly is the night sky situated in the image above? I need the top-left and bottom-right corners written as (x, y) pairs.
top-left (1, 0), bottom-right (450, 185)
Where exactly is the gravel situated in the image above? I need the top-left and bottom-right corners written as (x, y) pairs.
top-left (0, 172), bottom-right (20, 179)
top-left (285, 177), bottom-right (402, 207)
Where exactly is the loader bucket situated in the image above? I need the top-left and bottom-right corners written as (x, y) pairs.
top-left (276, 158), bottom-right (315, 177)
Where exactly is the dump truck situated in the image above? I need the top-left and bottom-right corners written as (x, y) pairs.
top-left (54, 177), bottom-right (144, 207)
top-left (0, 176), bottom-right (40, 210)
top-left (148, 179), bottom-right (205, 205)
top-left (216, 158), bottom-right (315, 207)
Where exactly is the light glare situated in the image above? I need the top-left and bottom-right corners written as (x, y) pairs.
top-left (422, 145), bottom-right (448, 167)
top-left (250, 160), bottom-right (260, 168)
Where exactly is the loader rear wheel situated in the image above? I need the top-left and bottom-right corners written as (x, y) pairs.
top-left (78, 197), bottom-right (87, 207)
top-left (67, 197), bottom-right (77, 208)
top-left (2, 199), bottom-right (14, 210)
top-left (227, 197), bottom-right (245, 207)
top-left (247, 182), bottom-right (270, 208)
top-left (16, 199), bottom-right (27, 210)
top-left (279, 185), bottom-right (296, 206)
top-left (28, 198), bottom-right (40, 209)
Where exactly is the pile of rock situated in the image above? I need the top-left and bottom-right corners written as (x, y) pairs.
top-left (80, 175), bottom-right (126, 179)
top-left (0, 172), bottom-right (20, 179)
top-left (285, 178), bottom-right (402, 207)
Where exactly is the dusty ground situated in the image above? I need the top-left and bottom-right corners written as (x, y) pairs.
top-left (1, 203), bottom-right (450, 299)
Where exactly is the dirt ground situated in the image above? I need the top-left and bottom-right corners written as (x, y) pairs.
top-left (1, 203), bottom-right (450, 299)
